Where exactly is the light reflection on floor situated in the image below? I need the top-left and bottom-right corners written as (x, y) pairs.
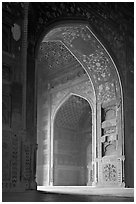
top-left (38, 186), bottom-right (134, 197)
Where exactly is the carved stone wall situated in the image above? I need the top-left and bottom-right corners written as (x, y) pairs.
top-left (2, 2), bottom-right (133, 189)
top-left (2, 6), bottom-right (37, 192)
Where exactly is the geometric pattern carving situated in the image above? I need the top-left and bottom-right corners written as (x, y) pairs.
top-left (55, 95), bottom-right (92, 130)
top-left (11, 134), bottom-right (19, 187)
top-left (24, 145), bottom-right (31, 181)
top-left (103, 163), bottom-right (117, 183)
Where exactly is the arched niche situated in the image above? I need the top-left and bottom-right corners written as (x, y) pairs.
top-left (52, 94), bottom-right (93, 186)
top-left (36, 22), bottom-right (124, 188)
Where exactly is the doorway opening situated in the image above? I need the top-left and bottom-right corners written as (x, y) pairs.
top-left (52, 94), bottom-right (92, 186)
top-left (36, 22), bottom-right (125, 188)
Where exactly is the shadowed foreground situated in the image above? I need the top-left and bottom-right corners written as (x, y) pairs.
top-left (2, 190), bottom-right (134, 202)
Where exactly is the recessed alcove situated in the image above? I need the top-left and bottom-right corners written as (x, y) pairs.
top-left (36, 23), bottom-right (125, 188)
top-left (53, 95), bottom-right (92, 186)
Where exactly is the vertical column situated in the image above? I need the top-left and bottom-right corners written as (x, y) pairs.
top-left (121, 99), bottom-right (125, 185)
top-left (96, 102), bottom-right (102, 185)
top-left (21, 3), bottom-right (37, 190)
top-left (50, 92), bottom-right (54, 186)
top-left (47, 90), bottom-right (51, 186)
top-left (21, 2), bottom-right (29, 130)
top-left (91, 103), bottom-right (97, 186)
top-left (117, 99), bottom-right (125, 186)
top-left (21, 5), bottom-right (29, 188)
top-left (41, 90), bottom-right (51, 186)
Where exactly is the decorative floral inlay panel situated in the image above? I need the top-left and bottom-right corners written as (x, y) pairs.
top-left (44, 26), bottom-right (115, 84)
top-left (98, 82), bottom-right (116, 103)
top-left (103, 163), bottom-right (117, 182)
top-left (43, 25), bottom-right (121, 103)
top-left (39, 41), bottom-right (78, 74)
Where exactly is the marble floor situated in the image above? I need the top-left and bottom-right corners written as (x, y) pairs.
top-left (2, 188), bottom-right (134, 202)
top-left (38, 186), bottom-right (134, 197)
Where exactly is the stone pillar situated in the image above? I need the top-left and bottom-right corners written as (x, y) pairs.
top-left (21, 2), bottom-right (37, 190)
top-left (91, 103), bottom-right (97, 186)
top-left (96, 102), bottom-right (102, 186)
top-left (36, 89), bottom-right (51, 186)
top-left (21, 2), bottom-right (29, 130)
top-left (96, 98), bottom-right (125, 187)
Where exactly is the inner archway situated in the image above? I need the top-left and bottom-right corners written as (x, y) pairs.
top-left (36, 22), bottom-right (125, 188)
top-left (53, 95), bottom-right (92, 186)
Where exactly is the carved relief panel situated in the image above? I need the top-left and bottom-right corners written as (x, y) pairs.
top-left (99, 94), bottom-right (124, 187)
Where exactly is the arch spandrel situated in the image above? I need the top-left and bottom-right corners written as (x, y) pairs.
top-left (51, 80), bottom-right (96, 119)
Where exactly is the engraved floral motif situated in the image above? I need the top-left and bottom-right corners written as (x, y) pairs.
top-left (76, 50), bottom-right (112, 84)
top-left (43, 26), bottom-right (116, 87)
top-left (103, 163), bottom-right (117, 182)
top-left (39, 41), bottom-right (76, 71)
top-left (98, 82), bottom-right (116, 103)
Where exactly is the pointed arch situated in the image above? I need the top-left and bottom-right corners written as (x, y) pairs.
top-left (36, 22), bottom-right (124, 187)
top-left (52, 93), bottom-right (93, 186)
